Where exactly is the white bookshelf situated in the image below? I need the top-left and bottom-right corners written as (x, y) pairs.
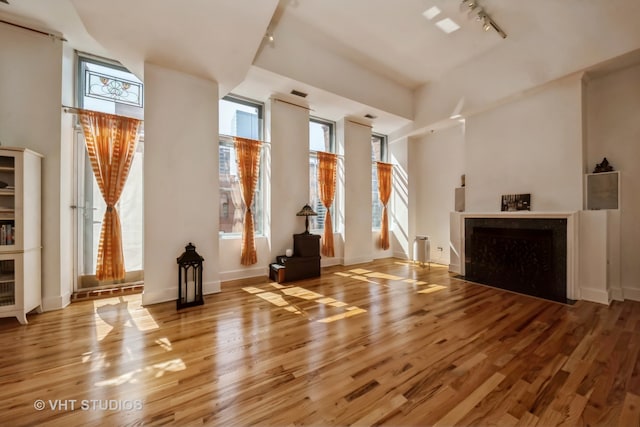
top-left (0, 147), bottom-right (42, 324)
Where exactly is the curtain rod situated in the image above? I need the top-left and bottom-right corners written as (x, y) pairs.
top-left (0, 19), bottom-right (67, 42)
top-left (273, 97), bottom-right (313, 111)
top-left (346, 119), bottom-right (372, 129)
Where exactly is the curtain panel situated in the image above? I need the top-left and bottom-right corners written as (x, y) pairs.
top-left (78, 109), bottom-right (141, 281)
top-left (234, 137), bottom-right (262, 265)
top-left (377, 162), bottom-right (393, 250)
top-left (317, 151), bottom-right (338, 257)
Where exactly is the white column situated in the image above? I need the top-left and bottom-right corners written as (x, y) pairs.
top-left (143, 62), bottom-right (219, 305)
top-left (340, 119), bottom-right (373, 265)
top-left (269, 98), bottom-right (310, 258)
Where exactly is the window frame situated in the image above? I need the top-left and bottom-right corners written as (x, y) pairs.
top-left (74, 54), bottom-right (145, 289)
top-left (309, 116), bottom-right (337, 233)
top-left (218, 94), bottom-right (265, 238)
top-left (372, 132), bottom-right (388, 231)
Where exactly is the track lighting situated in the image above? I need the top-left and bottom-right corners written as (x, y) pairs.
top-left (459, 0), bottom-right (507, 39)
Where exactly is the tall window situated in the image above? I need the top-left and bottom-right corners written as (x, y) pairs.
top-left (309, 117), bottom-right (335, 231)
top-left (372, 133), bottom-right (388, 230)
top-left (219, 95), bottom-right (264, 235)
top-left (76, 55), bottom-right (144, 287)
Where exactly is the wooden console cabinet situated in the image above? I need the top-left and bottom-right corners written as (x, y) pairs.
top-left (270, 233), bottom-right (321, 283)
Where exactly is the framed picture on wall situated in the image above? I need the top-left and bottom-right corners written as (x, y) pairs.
top-left (501, 193), bottom-right (531, 211)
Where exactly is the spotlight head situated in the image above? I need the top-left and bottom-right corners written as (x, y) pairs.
top-left (482, 17), bottom-right (492, 31)
top-left (459, 0), bottom-right (472, 11)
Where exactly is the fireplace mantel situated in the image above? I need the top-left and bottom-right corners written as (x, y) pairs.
top-left (449, 211), bottom-right (579, 301)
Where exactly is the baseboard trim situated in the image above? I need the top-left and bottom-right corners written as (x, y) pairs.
top-left (142, 280), bottom-right (221, 306)
top-left (321, 258), bottom-right (343, 267)
top-left (343, 256), bottom-right (374, 266)
top-left (580, 287), bottom-right (610, 305)
top-left (622, 287), bottom-right (640, 302)
top-left (393, 251), bottom-right (408, 260)
top-left (42, 292), bottom-right (72, 312)
top-left (219, 266), bottom-right (269, 282)
top-left (610, 287), bottom-right (624, 302)
top-left (449, 263), bottom-right (461, 274)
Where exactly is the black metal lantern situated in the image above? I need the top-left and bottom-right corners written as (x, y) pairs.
top-left (176, 242), bottom-right (204, 310)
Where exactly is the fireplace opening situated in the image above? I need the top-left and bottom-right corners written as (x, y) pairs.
top-left (464, 218), bottom-right (567, 303)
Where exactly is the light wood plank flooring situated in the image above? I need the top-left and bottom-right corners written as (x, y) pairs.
top-left (1, 258), bottom-right (639, 426)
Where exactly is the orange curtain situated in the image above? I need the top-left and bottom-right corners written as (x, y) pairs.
top-left (377, 162), bottom-right (393, 250)
top-left (235, 137), bottom-right (262, 265)
top-left (317, 152), bottom-right (338, 257)
top-left (79, 110), bottom-right (141, 281)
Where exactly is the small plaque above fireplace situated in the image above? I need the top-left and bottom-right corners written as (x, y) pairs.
top-left (501, 193), bottom-right (531, 212)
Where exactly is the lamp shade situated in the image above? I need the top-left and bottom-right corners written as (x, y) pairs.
top-left (296, 204), bottom-right (317, 217)
top-left (296, 204), bottom-right (317, 234)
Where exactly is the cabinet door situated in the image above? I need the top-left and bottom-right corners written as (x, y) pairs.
top-left (0, 254), bottom-right (19, 311)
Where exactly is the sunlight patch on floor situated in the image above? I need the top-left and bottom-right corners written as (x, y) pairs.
top-left (94, 358), bottom-right (186, 386)
top-left (256, 292), bottom-right (289, 307)
top-left (365, 272), bottom-right (403, 280)
top-left (281, 286), bottom-right (323, 300)
top-left (352, 275), bottom-right (377, 283)
top-left (334, 272), bottom-right (352, 277)
top-left (317, 307), bottom-right (367, 323)
top-left (130, 307), bottom-right (159, 331)
top-left (156, 337), bottom-right (172, 351)
top-left (418, 284), bottom-right (447, 294)
top-left (349, 268), bottom-right (372, 274)
top-left (243, 285), bottom-right (364, 322)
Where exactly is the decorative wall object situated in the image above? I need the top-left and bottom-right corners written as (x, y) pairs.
top-left (593, 157), bottom-right (614, 173)
top-left (586, 171), bottom-right (619, 210)
top-left (501, 193), bottom-right (531, 211)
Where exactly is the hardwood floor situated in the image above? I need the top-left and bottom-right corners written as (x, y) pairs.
top-left (1, 258), bottom-right (639, 426)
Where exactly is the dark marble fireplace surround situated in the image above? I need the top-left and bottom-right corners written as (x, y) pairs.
top-left (464, 218), bottom-right (568, 303)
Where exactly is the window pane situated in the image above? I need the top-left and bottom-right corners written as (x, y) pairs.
top-left (372, 133), bottom-right (387, 230)
top-left (309, 118), bottom-right (335, 231)
top-left (219, 97), bottom-right (262, 139)
top-left (372, 164), bottom-right (382, 230)
top-left (80, 59), bottom-right (143, 120)
top-left (218, 96), bottom-right (264, 236)
top-left (309, 154), bottom-right (330, 231)
top-left (310, 119), bottom-right (332, 152)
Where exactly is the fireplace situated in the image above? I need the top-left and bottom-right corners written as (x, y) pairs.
top-left (464, 218), bottom-right (568, 303)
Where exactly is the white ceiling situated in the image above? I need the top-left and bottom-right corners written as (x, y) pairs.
top-left (2, 0), bottom-right (640, 135)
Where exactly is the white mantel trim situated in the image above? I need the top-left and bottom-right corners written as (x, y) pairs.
top-left (452, 211), bottom-right (579, 301)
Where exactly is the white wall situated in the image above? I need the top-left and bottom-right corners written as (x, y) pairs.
top-left (586, 63), bottom-right (640, 300)
top-left (0, 22), bottom-right (72, 311)
top-left (269, 98), bottom-right (310, 258)
top-left (219, 237), bottom-right (270, 281)
top-left (409, 124), bottom-right (465, 265)
top-left (143, 63), bottom-right (219, 305)
top-left (465, 75), bottom-right (584, 213)
top-left (341, 119), bottom-right (373, 265)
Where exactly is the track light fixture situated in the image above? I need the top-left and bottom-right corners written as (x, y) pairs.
top-left (460, 0), bottom-right (507, 39)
